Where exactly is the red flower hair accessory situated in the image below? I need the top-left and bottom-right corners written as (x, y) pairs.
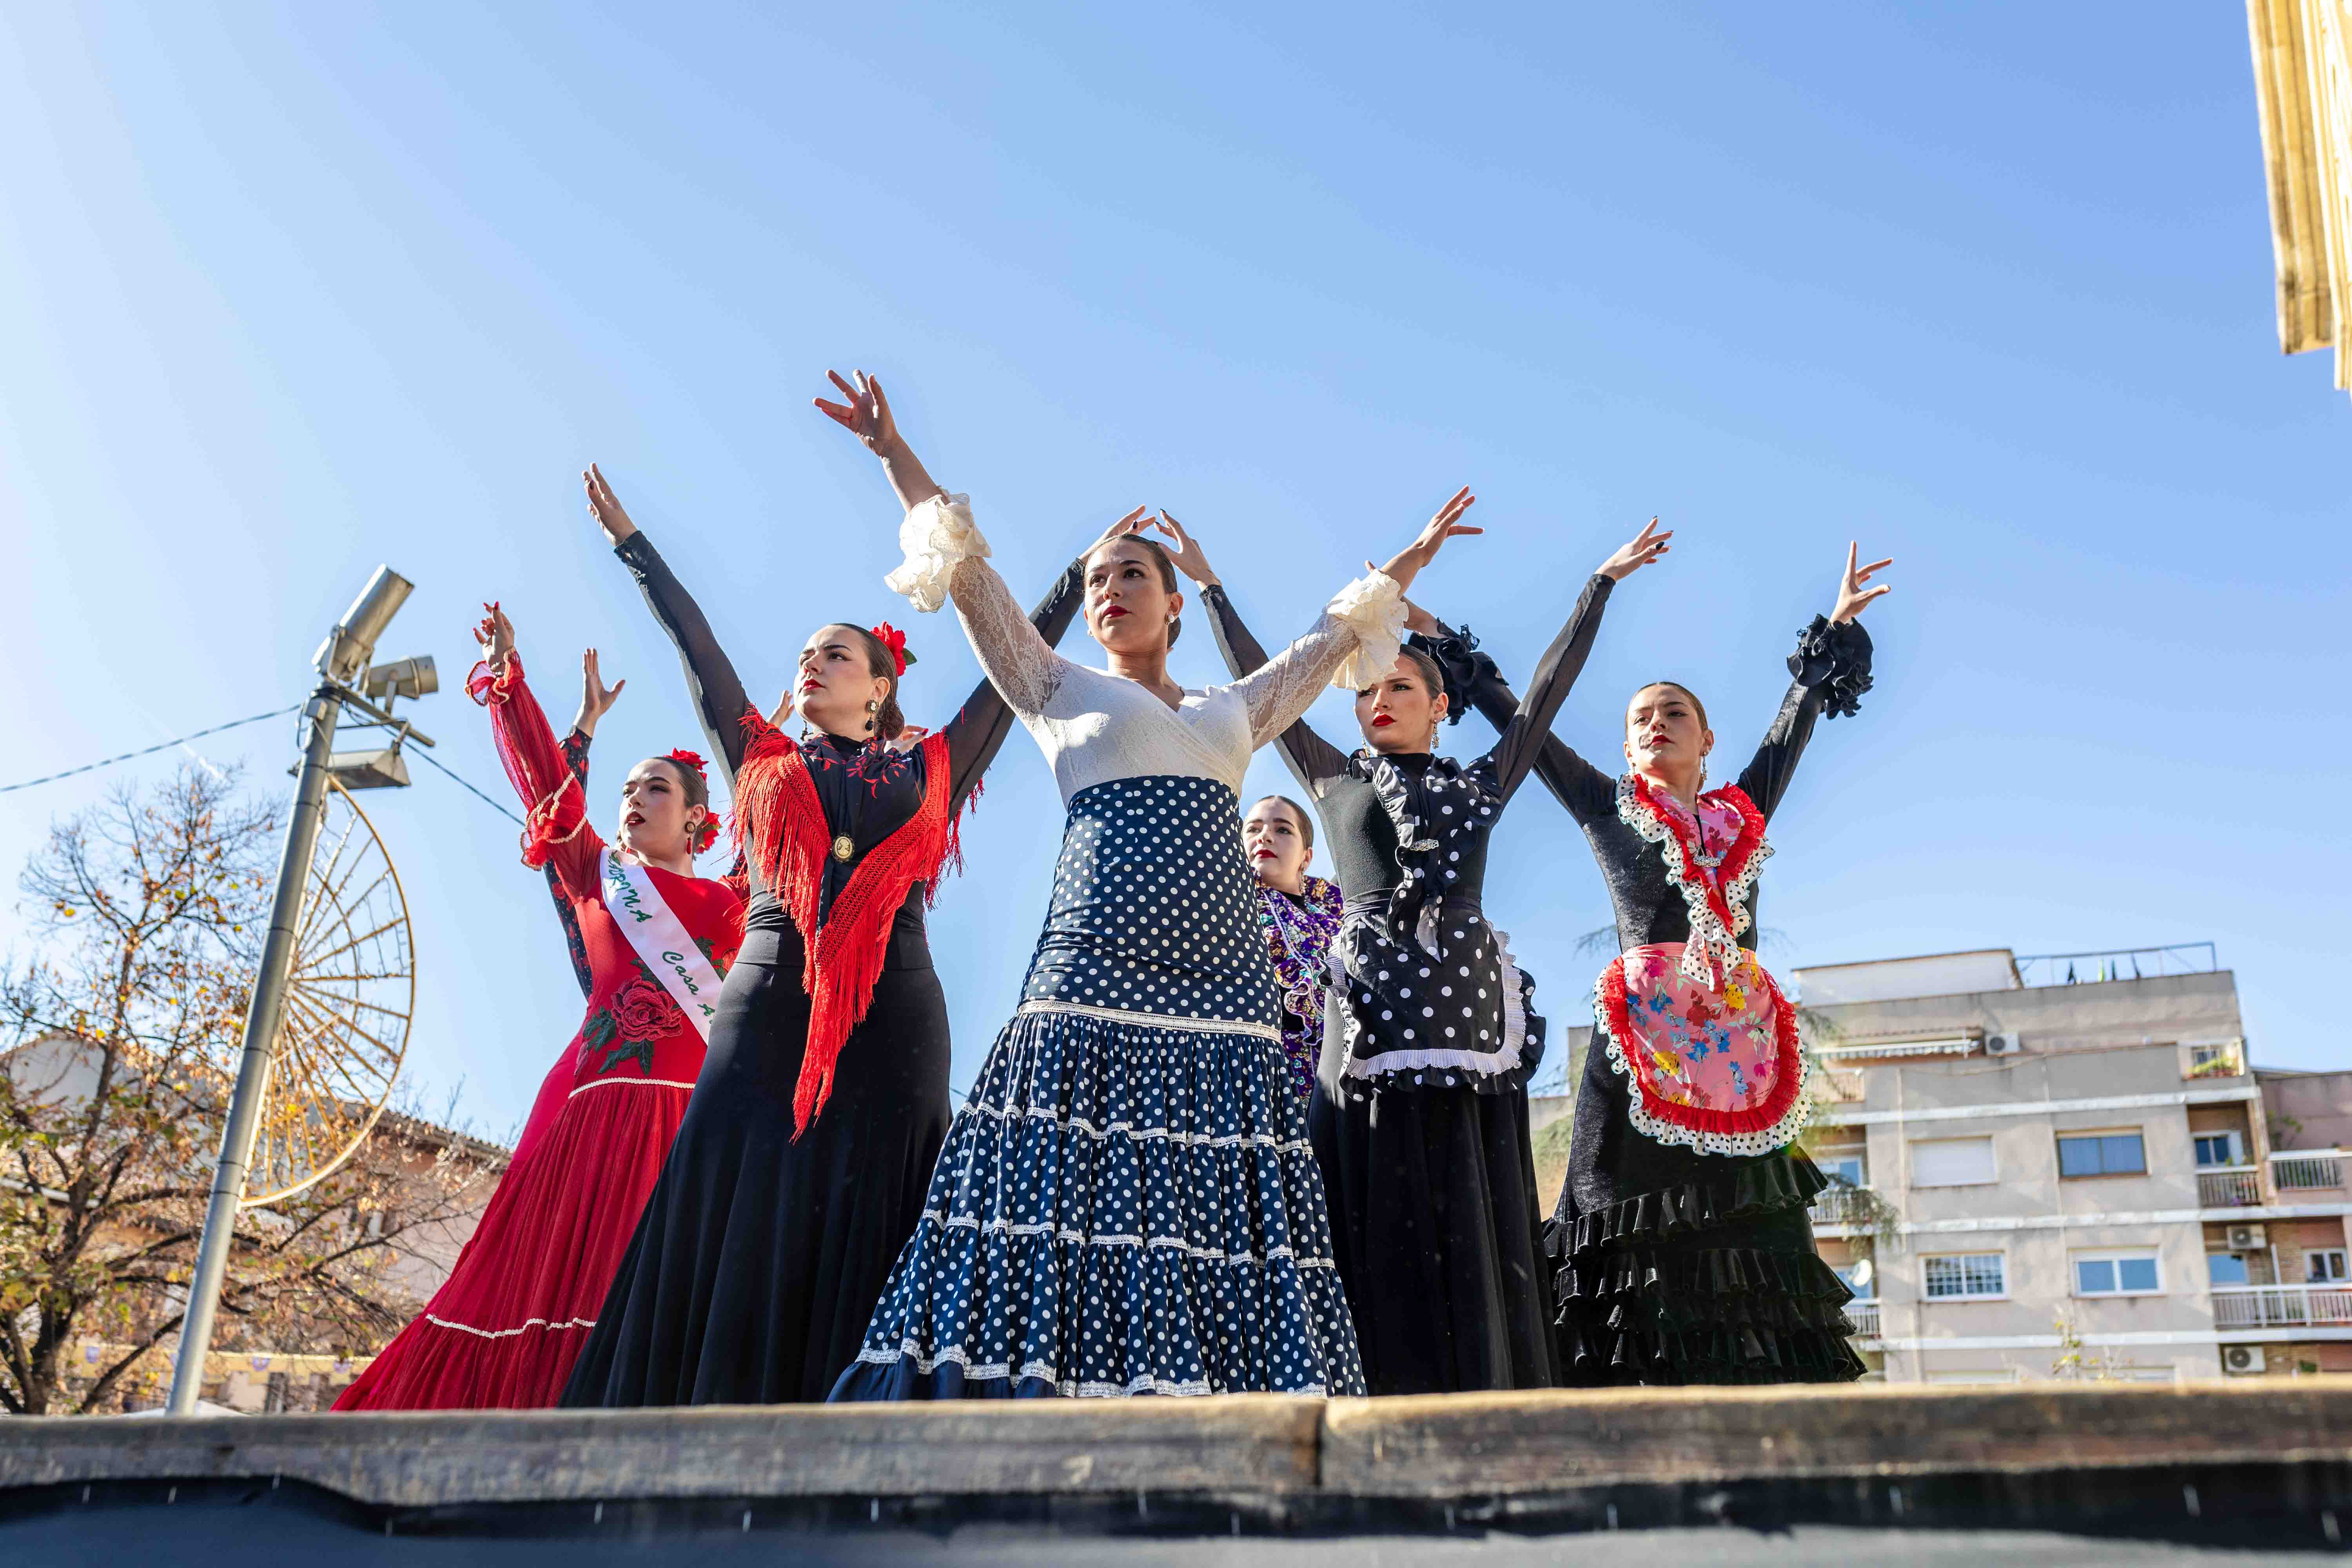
top-left (869, 623), bottom-right (915, 677)
top-left (662, 749), bottom-right (720, 854)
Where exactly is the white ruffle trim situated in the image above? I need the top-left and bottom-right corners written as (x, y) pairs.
top-left (853, 1341), bottom-right (1323, 1399)
top-left (1615, 775), bottom-right (1771, 989)
top-left (1334, 920), bottom-right (1535, 1083)
top-left (1326, 568), bottom-right (1409, 690)
top-left (883, 491), bottom-right (992, 613)
top-left (1593, 961), bottom-right (1815, 1159)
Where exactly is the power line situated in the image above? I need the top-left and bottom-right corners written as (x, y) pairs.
top-left (0, 705), bottom-right (304, 795)
top-left (408, 745), bottom-right (524, 827)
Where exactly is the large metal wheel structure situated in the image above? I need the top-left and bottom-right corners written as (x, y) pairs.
top-left (238, 777), bottom-right (414, 1207)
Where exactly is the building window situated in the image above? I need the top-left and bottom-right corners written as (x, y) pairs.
top-left (2207, 1252), bottom-right (2250, 1287)
top-left (2308, 1250), bottom-right (2349, 1284)
top-left (2193, 1132), bottom-right (2244, 1167)
top-left (2073, 1250), bottom-right (2162, 1296)
top-left (1924, 1252), bottom-right (2007, 1300)
top-left (1912, 1137), bottom-right (1997, 1187)
top-left (2058, 1131), bottom-right (2147, 1178)
top-left (1819, 1151), bottom-right (1867, 1189)
top-left (1833, 1261), bottom-right (1876, 1301)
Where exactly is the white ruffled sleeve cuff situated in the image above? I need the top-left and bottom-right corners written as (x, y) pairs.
top-left (882, 492), bottom-right (992, 613)
top-left (1326, 568), bottom-right (1409, 690)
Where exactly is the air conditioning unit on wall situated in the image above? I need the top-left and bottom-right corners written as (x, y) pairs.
top-left (2227, 1224), bottom-right (2268, 1251)
top-left (2223, 1345), bottom-right (2268, 1375)
top-left (1985, 1033), bottom-right (2021, 1056)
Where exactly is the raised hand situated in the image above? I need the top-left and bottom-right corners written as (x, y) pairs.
top-left (583, 465), bottom-right (639, 546)
top-left (575, 647), bottom-right (626, 736)
top-left (813, 369), bottom-right (901, 456)
top-left (1832, 541), bottom-right (1894, 623)
top-left (1150, 511), bottom-right (1218, 586)
top-left (474, 602), bottom-right (517, 671)
top-left (1599, 517), bottom-right (1673, 581)
top-left (1376, 486), bottom-right (1481, 594)
top-left (1085, 505), bottom-right (1153, 558)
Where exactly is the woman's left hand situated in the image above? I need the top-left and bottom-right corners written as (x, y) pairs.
top-left (1831, 541), bottom-right (1894, 623)
top-left (1150, 511), bottom-right (1219, 586)
top-left (574, 647), bottom-right (626, 736)
top-left (813, 369), bottom-right (902, 456)
top-left (1598, 517), bottom-right (1672, 581)
top-left (1377, 486), bottom-right (1481, 593)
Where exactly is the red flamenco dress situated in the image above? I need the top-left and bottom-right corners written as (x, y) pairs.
top-left (333, 655), bottom-right (742, 1410)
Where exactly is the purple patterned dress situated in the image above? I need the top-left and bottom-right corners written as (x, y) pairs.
top-left (1256, 876), bottom-right (1343, 1100)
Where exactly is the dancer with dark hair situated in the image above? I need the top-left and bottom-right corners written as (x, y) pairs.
top-left (1191, 514), bottom-right (1670, 1395)
top-left (559, 465), bottom-right (1091, 1407)
top-left (336, 611), bottom-right (740, 1412)
top-left (819, 370), bottom-right (1474, 1401)
top-left (1410, 542), bottom-right (1891, 1386)
top-left (1244, 795), bottom-right (1341, 1102)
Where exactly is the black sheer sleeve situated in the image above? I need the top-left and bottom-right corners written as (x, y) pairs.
top-left (939, 555), bottom-right (1087, 812)
top-left (1414, 621), bottom-right (1616, 825)
top-left (1199, 583), bottom-right (1351, 799)
top-left (1734, 615), bottom-right (1874, 822)
top-left (1478, 574), bottom-right (1615, 806)
top-left (613, 533), bottom-right (754, 786)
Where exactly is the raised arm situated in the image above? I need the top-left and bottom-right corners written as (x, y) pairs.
top-left (1151, 516), bottom-right (1350, 797)
top-left (467, 606), bottom-right (603, 895)
top-left (1174, 487), bottom-right (1478, 748)
top-left (1410, 617), bottom-right (1616, 824)
top-left (818, 370), bottom-right (1084, 719)
top-left (1483, 519), bottom-right (1670, 802)
top-left (938, 551), bottom-right (1089, 811)
top-left (585, 466), bottom-right (755, 786)
top-left (1735, 542), bottom-right (1889, 821)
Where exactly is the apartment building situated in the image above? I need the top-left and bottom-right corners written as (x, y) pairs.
top-left (1796, 945), bottom-right (2352, 1383)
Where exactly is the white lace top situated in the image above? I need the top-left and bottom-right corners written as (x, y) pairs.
top-left (886, 494), bottom-right (1406, 804)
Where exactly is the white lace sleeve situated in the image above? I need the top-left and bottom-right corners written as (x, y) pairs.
top-left (1230, 569), bottom-right (1406, 748)
top-left (885, 492), bottom-right (1068, 717)
top-left (949, 557), bottom-right (1068, 719)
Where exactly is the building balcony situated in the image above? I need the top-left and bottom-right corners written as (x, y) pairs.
top-left (2212, 1284), bottom-right (2352, 1329)
top-left (1845, 1301), bottom-right (1881, 1340)
top-left (2197, 1167), bottom-right (2265, 1208)
top-left (1811, 1184), bottom-right (1878, 1224)
top-left (2270, 1151), bottom-right (2346, 1192)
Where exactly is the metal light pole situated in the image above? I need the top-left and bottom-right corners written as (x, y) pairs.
top-left (167, 567), bottom-right (414, 1414)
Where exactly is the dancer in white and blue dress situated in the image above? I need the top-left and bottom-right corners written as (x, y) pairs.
top-left (813, 371), bottom-right (1479, 1399)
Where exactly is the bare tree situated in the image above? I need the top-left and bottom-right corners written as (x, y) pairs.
top-left (0, 767), bottom-right (498, 1414)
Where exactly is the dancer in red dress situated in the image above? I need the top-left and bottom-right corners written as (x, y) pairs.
top-left (334, 606), bottom-right (743, 1411)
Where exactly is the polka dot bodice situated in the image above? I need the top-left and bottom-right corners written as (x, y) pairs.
top-left (1023, 776), bottom-right (1280, 1030)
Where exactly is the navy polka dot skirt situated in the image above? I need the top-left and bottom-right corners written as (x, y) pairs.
top-left (831, 776), bottom-right (1368, 1399)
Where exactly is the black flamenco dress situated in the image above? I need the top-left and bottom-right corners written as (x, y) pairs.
top-left (557, 531), bottom-right (1082, 1406)
top-left (1199, 574), bottom-right (1615, 1396)
top-left (1417, 612), bottom-right (1875, 1386)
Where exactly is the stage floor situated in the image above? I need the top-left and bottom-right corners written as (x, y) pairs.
top-left (7, 1381), bottom-right (2352, 1561)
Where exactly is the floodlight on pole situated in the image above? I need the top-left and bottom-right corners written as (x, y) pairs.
top-left (168, 563), bottom-right (428, 1415)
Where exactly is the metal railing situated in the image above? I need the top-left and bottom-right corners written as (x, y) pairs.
top-left (1846, 1301), bottom-right (1881, 1340)
top-left (2271, 1151), bottom-right (2346, 1191)
top-left (2212, 1284), bottom-right (2352, 1328)
top-left (1812, 1185), bottom-right (1877, 1223)
top-left (2014, 943), bottom-right (2217, 989)
top-left (2198, 1167), bottom-right (2265, 1208)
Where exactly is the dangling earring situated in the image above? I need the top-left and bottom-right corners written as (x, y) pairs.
top-left (864, 697), bottom-right (879, 733)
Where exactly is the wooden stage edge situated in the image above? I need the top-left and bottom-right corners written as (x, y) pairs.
top-left (5, 1380), bottom-right (2352, 1511)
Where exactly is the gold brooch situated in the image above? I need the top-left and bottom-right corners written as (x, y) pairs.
top-left (831, 834), bottom-right (856, 862)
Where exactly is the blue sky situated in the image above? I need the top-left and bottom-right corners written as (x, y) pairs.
top-left (2, 4), bottom-right (2344, 1136)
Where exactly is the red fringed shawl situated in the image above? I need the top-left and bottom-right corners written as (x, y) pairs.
top-left (731, 711), bottom-right (958, 1135)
